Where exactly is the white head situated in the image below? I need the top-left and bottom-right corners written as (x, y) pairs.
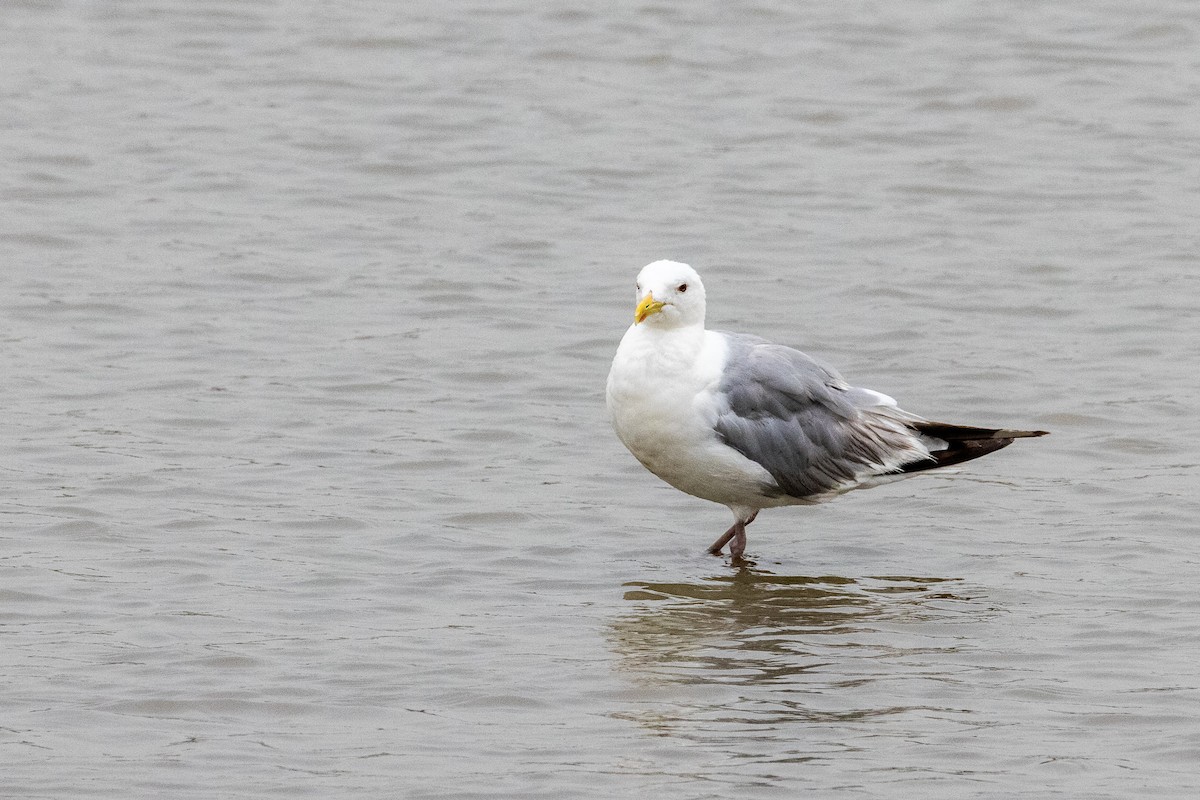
top-left (631, 260), bottom-right (707, 329)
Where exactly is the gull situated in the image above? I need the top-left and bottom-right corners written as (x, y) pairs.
top-left (606, 260), bottom-right (1047, 560)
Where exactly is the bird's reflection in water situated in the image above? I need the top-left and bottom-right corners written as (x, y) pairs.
top-left (608, 565), bottom-right (979, 736)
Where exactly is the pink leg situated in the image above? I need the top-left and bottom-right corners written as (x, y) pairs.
top-left (729, 525), bottom-right (748, 559)
top-left (707, 522), bottom-right (740, 555)
top-left (706, 511), bottom-right (758, 557)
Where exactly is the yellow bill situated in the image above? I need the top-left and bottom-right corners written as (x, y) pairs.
top-left (635, 292), bottom-right (665, 324)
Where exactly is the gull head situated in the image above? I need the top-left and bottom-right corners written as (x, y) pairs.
top-left (632, 260), bottom-right (706, 329)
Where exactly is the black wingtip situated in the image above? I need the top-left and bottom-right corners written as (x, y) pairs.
top-left (900, 437), bottom-right (1016, 473)
top-left (901, 421), bottom-right (1048, 473)
top-left (914, 421), bottom-right (1049, 441)
top-left (995, 428), bottom-right (1049, 439)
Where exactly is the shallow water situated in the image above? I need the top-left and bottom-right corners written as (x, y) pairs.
top-left (3, 1), bottom-right (1200, 797)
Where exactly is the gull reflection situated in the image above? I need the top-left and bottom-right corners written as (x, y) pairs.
top-left (608, 566), bottom-right (976, 735)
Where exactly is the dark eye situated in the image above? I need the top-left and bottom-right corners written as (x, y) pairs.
top-left (635, 283), bottom-right (641, 292)
top-left (678, 283), bottom-right (688, 293)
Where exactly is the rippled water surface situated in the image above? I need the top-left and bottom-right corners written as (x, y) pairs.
top-left (4, 1), bottom-right (1200, 797)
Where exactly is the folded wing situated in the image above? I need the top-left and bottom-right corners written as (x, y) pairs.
top-left (711, 334), bottom-right (1046, 500)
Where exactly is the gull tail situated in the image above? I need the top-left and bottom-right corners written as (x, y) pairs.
top-left (901, 421), bottom-right (1048, 473)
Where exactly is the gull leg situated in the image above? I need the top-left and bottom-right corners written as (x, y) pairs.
top-left (707, 522), bottom-right (740, 555)
top-left (724, 525), bottom-right (744, 556)
top-left (729, 525), bottom-right (747, 559)
top-left (707, 511), bottom-right (759, 557)
top-left (728, 511), bottom-right (757, 560)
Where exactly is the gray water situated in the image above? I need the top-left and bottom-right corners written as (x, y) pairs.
top-left (3, 1), bottom-right (1199, 797)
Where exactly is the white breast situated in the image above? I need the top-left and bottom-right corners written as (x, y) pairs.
top-left (606, 326), bottom-right (780, 508)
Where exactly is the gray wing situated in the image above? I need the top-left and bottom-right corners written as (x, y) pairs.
top-left (712, 333), bottom-right (930, 499)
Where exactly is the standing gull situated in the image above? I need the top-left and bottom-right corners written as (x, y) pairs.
top-left (606, 260), bottom-right (1047, 560)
